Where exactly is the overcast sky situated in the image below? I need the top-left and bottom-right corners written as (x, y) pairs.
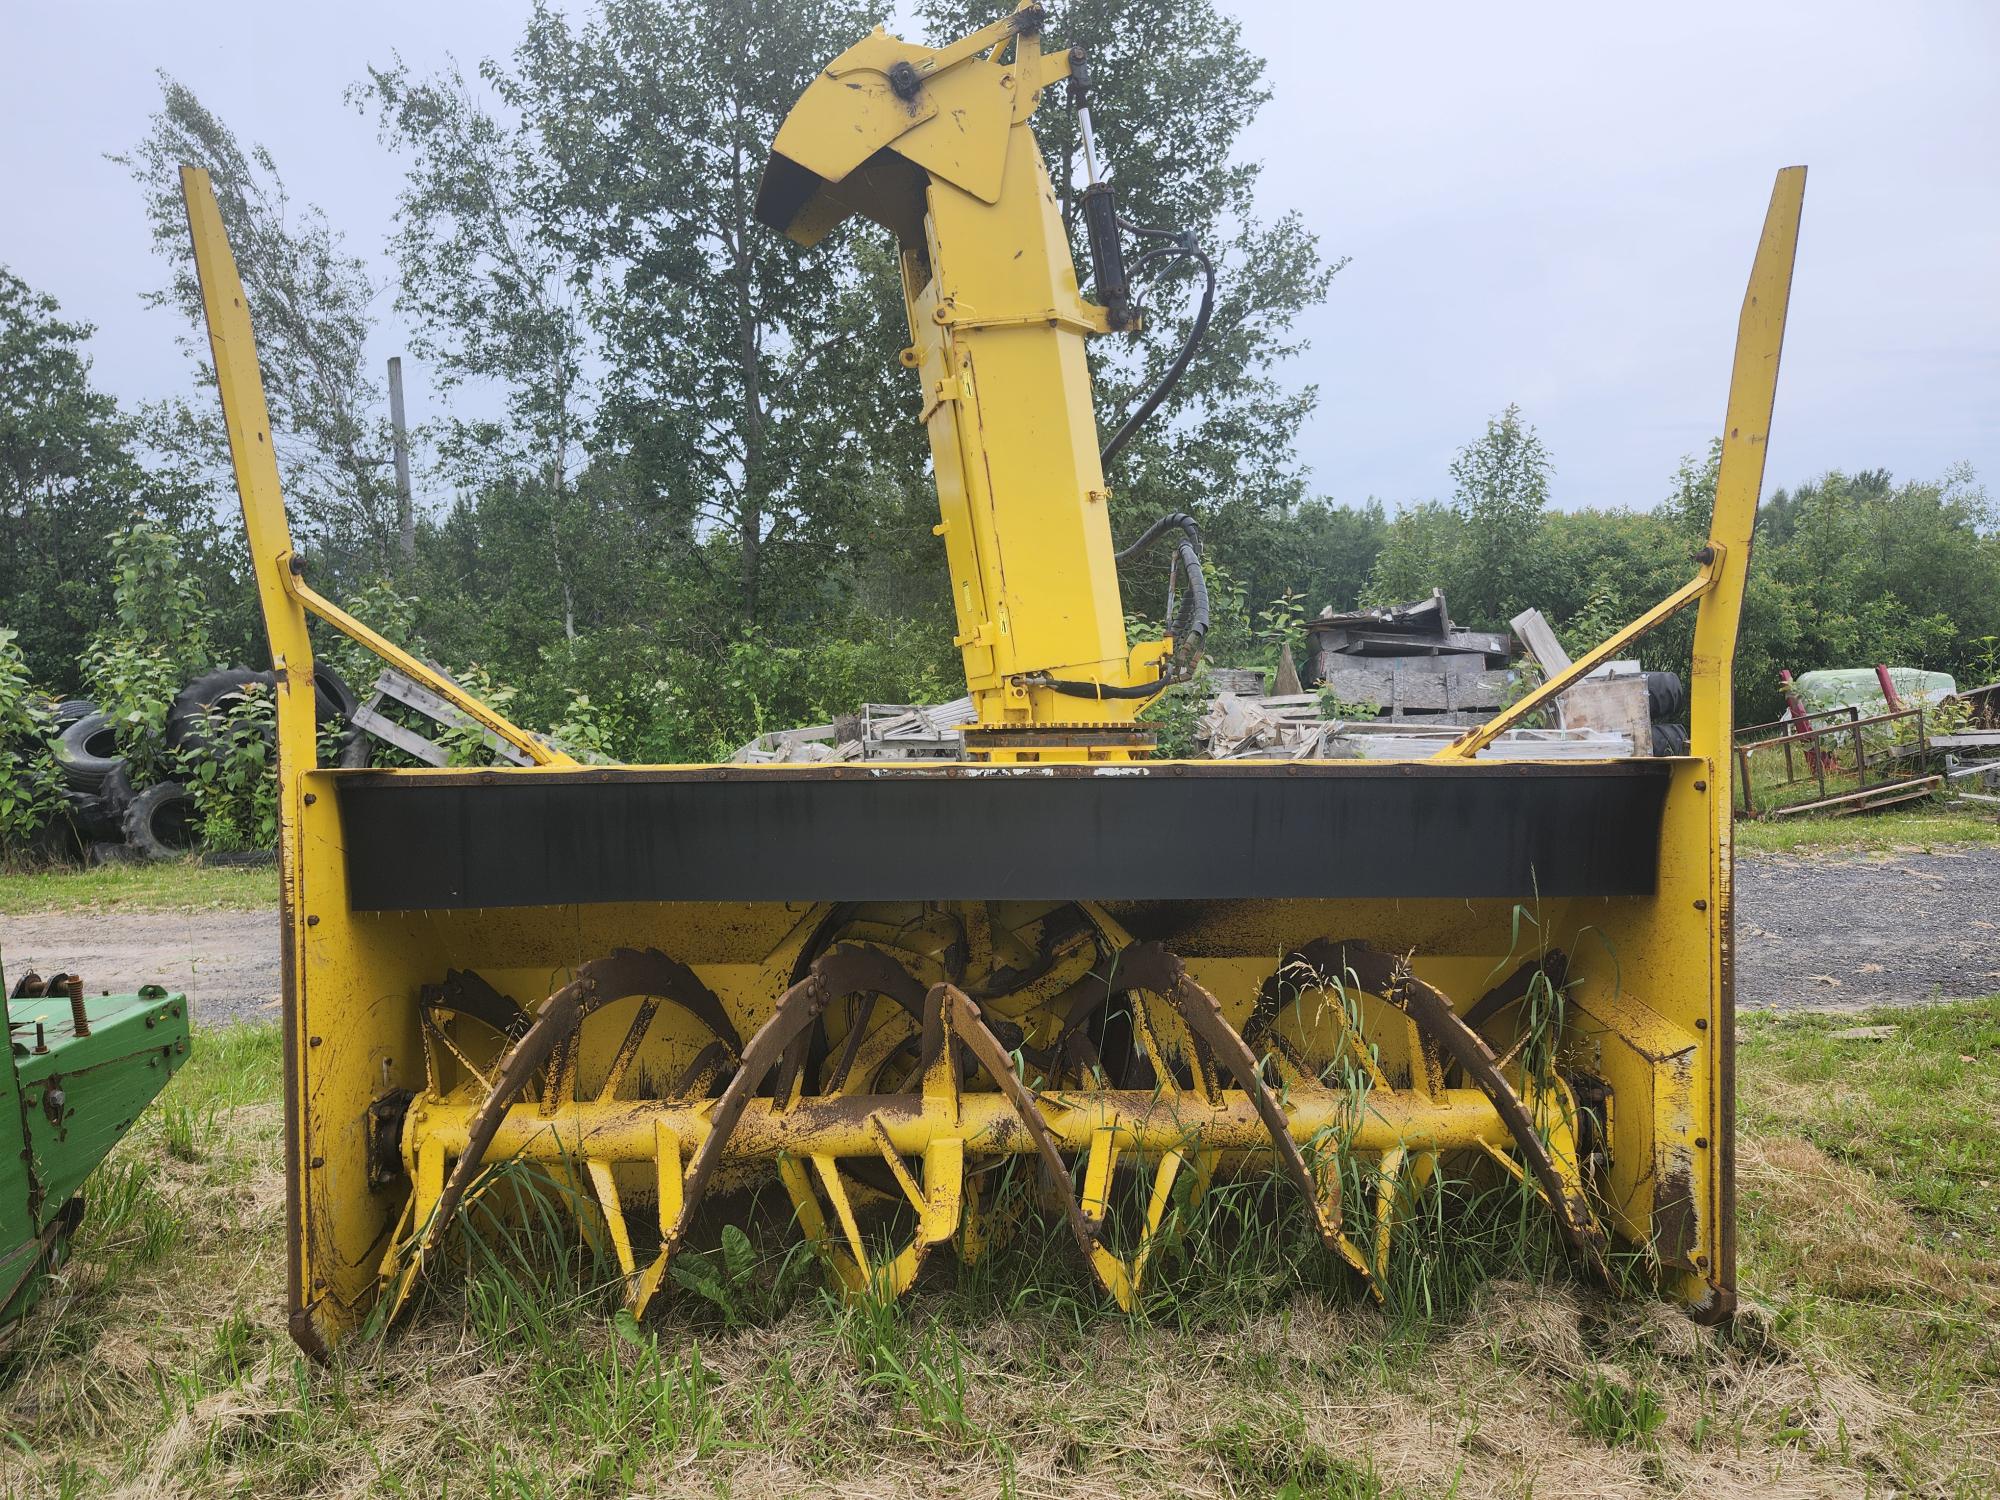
top-left (4, 1), bottom-right (1995, 513)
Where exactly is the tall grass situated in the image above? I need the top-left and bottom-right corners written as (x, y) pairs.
top-left (3, 1005), bottom-right (1996, 1495)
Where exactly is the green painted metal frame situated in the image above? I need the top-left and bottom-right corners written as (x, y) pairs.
top-left (1, 965), bottom-right (192, 1330)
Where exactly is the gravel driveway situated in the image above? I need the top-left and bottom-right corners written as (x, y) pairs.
top-left (1733, 844), bottom-right (2000, 1011)
top-left (3, 847), bottom-right (1997, 1027)
top-left (1, 910), bottom-right (281, 1028)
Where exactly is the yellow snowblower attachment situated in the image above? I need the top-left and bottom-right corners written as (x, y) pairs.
top-left (180, 3), bottom-right (1801, 1357)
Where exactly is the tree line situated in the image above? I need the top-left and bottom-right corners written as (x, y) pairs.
top-left (4, 0), bottom-right (1996, 770)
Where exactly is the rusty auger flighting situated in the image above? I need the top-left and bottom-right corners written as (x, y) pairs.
top-left (177, 1), bottom-right (1802, 1355)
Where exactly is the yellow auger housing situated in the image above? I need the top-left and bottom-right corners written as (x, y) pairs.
top-left (178, 3), bottom-right (1801, 1358)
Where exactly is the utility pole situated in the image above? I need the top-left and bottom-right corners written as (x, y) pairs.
top-left (388, 356), bottom-right (415, 571)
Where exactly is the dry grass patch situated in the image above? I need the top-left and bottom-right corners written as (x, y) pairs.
top-left (0, 1006), bottom-right (1995, 1497)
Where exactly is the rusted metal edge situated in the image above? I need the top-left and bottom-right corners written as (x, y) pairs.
top-left (934, 983), bottom-right (1106, 1262)
top-left (410, 974), bottom-right (598, 1268)
top-left (671, 946), bottom-right (922, 1247)
top-left (1461, 953), bottom-right (1570, 1034)
top-left (774, 944), bottom-right (926, 1104)
top-left (430, 969), bottom-right (532, 1042)
top-left (395, 948), bottom-right (741, 1312)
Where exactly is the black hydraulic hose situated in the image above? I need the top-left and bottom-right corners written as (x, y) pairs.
top-left (1157, 521), bottom-right (1211, 662)
top-left (1117, 513), bottom-right (1210, 667)
top-left (1100, 237), bottom-right (1217, 467)
top-left (1031, 674), bottom-right (1172, 701)
top-left (1113, 509), bottom-right (1202, 566)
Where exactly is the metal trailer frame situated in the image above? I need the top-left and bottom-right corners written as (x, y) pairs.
top-left (1734, 701), bottom-right (1939, 818)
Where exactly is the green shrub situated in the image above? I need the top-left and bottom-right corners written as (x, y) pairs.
top-left (183, 681), bottom-right (278, 851)
top-left (319, 576), bottom-right (417, 696)
top-left (1139, 680), bottom-right (1205, 758)
top-left (438, 664), bottom-right (520, 767)
top-left (546, 690), bottom-right (618, 763)
top-left (0, 629), bottom-right (65, 854)
top-left (633, 623), bottom-right (959, 764)
top-left (82, 519), bottom-right (214, 785)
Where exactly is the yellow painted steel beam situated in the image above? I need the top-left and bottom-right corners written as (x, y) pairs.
top-left (177, 166), bottom-right (568, 772)
top-left (180, 167), bottom-right (321, 781)
top-left (1690, 166), bottom-right (1806, 1307)
top-left (1691, 167), bottom-right (1806, 760)
top-left (405, 1086), bottom-right (1512, 1169)
top-left (1435, 167), bottom-right (1806, 773)
top-left (180, 166), bottom-right (327, 1353)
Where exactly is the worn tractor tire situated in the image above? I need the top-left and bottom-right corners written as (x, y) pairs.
top-left (26, 809), bottom-right (85, 865)
top-left (51, 698), bottom-right (97, 731)
top-left (170, 663), bottom-right (364, 765)
top-left (1645, 670), bottom-right (1687, 721)
top-left (1651, 721), bottom-right (1690, 756)
top-left (98, 762), bottom-right (136, 815)
top-left (166, 667), bottom-right (276, 758)
top-left (122, 781), bottom-right (200, 860)
top-left (311, 663), bottom-right (368, 767)
top-left (51, 711), bottom-right (126, 791)
top-left (63, 778), bottom-right (127, 841)
top-left (311, 663), bottom-right (359, 725)
top-left (59, 793), bottom-right (113, 841)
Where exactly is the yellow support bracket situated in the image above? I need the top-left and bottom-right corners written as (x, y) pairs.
top-left (180, 163), bottom-right (571, 772)
top-left (285, 570), bottom-right (571, 768)
top-left (1432, 556), bottom-right (1721, 762)
top-left (1437, 164), bottom-right (1806, 767)
top-left (900, 2), bottom-right (1045, 86)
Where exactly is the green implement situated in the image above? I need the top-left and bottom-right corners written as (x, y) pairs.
top-left (1, 960), bottom-right (191, 1331)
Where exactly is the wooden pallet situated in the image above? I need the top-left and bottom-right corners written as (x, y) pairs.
top-left (350, 668), bottom-right (536, 768)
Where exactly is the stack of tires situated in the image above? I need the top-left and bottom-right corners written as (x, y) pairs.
top-left (49, 664), bottom-right (362, 863)
top-left (1646, 670), bottom-right (1689, 756)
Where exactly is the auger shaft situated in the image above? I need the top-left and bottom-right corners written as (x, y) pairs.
top-left (402, 1086), bottom-right (1513, 1170)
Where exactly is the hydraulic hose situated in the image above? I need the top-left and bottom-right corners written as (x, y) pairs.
top-left (1118, 511), bottom-right (1210, 667)
top-left (1045, 56), bottom-right (1216, 702)
top-left (1066, 42), bottom-right (1216, 467)
top-left (1100, 229), bottom-right (1217, 466)
top-left (1029, 674), bottom-right (1175, 701)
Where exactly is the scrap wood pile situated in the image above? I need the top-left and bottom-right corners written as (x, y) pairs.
top-left (1305, 589), bottom-right (1513, 715)
top-left (1933, 676), bottom-right (2000, 808)
top-left (1948, 679), bottom-right (2000, 734)
top-left (722, 592), bottom-right (1707, 763)
top-left (727, 590), bottom-right (1682, 762)
top-left (731, 698), bottom-right (977, 764)
top-left (1207, 589), bottom-right (1633, 759)
top-left (1194, 693), bottom-right (1633, 760)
